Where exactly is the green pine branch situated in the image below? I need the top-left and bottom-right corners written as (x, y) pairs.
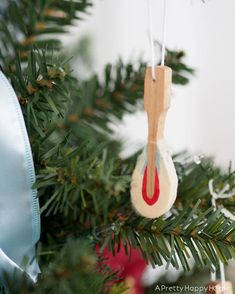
top-left (96, 201), bottom-right (235, 272)
top-left (69, 49), bottom-right (194, 136)
top-left (0, 0), bottom-right (92, 68)
top-left (174, 153), bottom-right (235, 212)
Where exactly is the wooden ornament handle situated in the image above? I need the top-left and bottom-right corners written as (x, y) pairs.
top-left (144, 66), bottom-right (172, 199)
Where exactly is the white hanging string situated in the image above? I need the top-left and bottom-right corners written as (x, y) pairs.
top-left (208, 179), bottom-right (235, 289)
top-left (147, 0), bottom-right (168, 80)
top-left (147, 0), bottom-right (156, 80)
top-left (161, 0), bottom-right (167, 66)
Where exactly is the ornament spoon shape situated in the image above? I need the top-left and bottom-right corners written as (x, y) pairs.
top-left (131, 66), bottom-right (178, 218)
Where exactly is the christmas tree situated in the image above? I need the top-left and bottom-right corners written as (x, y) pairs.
top-left (0, 1), bottom-right (235, 293)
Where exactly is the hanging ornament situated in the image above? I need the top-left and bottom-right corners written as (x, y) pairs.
top-left (131, 66), bottom-right (177, 218)
top-left (131, 0), bottom-right (178, 218)
top-left (0, 71), bottom-right (40, 291)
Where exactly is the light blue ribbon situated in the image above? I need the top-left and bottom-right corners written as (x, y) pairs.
top-left (0, 71), bottom-right (40, 291)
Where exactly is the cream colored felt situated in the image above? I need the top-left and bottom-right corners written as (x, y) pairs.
top-left (131, 66), bottom-right (178, 219)
top-left (131, 141), bottom-right (177, 218)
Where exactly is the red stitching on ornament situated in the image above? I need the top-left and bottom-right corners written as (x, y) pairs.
top-left (142, 166), bottom-right (160, 205)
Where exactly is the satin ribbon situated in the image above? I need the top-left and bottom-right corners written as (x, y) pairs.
top-left (0, 71), bottom-right (40, 291)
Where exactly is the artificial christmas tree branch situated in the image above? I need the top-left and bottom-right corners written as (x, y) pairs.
top-left (0, 0), bottom-right (92, 64)
top-left (97, 202), bottom-right (235, 272)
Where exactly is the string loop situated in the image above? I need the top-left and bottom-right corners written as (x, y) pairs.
top-left (147, 0), bottom-right (168, 80)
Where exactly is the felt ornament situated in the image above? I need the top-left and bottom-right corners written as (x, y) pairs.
top-left (131, 66), bottom-right (178, 218)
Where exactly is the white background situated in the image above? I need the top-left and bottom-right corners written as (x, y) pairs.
top-left (63, 0), bottom-right (235, 168)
